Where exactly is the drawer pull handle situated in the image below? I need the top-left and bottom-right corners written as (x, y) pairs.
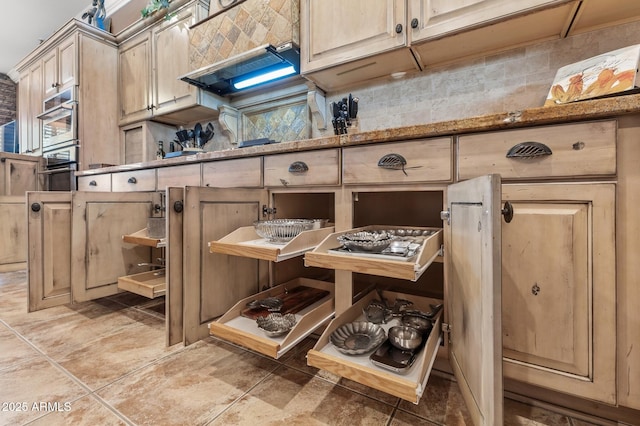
top-left (506, 142), bottom-right (552, 159)
top-left (89, 180), bottom-right (97, 186)
top-left (288, 161), bottom-right (308, 174)
top-left (378, 153), bottom-right (422, 176)
top-left (572, 141), bottom-right (585, 150)
top-left (128, 177), bottom-right (137, 184)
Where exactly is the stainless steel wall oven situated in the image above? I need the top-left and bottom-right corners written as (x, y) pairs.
top-left (38, 87), bottom-right (78, 190)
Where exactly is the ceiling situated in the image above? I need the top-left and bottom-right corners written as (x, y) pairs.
top-left (1, 0), bottom-right (127, 80)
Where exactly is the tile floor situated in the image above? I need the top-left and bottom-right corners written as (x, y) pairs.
top-left (0, 270), bottom-right (602, 426)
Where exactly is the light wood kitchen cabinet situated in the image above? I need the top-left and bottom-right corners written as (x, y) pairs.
top-left (118, 0), bottom-right (217, 126)
top-left (42, 35), bottom-right (75, 98)
top-left (27, 192), bottom-right (72, 311)
top-left (409, 0), bottom-right (578, 67)
top-left (77, 174), bottom-right (112, 192)
top-left (0, 154), bottom-right (44, 272)
top-left (18, 61), bottom-right (43, 156)
top-left (304, 175), bottom-right (503, 423)
top-left (0, 153), bottom-right (42, 195)
top-left (342, 138), bottom-right (452, 185)
top-left (157, 163), bottom-right (201, 189)
top-left (0, 196), bottom-right (29, 273)
top-left (458, 120), bottom-right (617, 404)
top-left (300, 0), bottom-right (578, 90)
top-left (263, 149), bottom-right (341, 187)
top-left (111, 169), bottom-right (157, 192)
top-left (567, 0), bottom-right (640, 35)
top-left (16, 20), bottom-right (120, 171)
top-left (121, 120), bottom-right (177, 164)
top-left (27, 191), bottom-right (161, 308)
top-left (182, 185), bottom-right (337, 345)
top-left (201, 157), bottom-right (263, 188)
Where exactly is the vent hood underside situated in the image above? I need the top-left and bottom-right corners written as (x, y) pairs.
top-left (180, 43), bottom-right (300, 96)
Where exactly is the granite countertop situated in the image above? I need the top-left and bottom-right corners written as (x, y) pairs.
top-left (77, 93), bottom-right (640, 176)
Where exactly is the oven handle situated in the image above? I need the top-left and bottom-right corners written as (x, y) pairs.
top-left (37, 102), bottom-right (76, 120)
top-left (38, 167), bottom-right (76, 175)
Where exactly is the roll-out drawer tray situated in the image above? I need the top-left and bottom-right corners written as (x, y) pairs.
top-left (307, 289), bottom-right (443, 404)
top-left (209, 225), bottom-right (334, 262)
top-left (209, 278), bottom-right (335, 359)
top-left (117, 270), bottom-right (166, 299)
top-left (304, 225), bottom-right (443, 281)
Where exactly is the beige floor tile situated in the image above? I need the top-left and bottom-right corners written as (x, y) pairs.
top-left (96, 338), bottom-right (280, 425)
top-left (13, 300), bottom-right (164, 359)
top-left (0, 323), bottom-right (41, 370)
top-left (390, 409), bottom-right (440, 425)
top-left (26, 395), bottom-right (130, 426)
top-left (0, 358), bottom-right (88, 426)
top-left (397, 374), bottom-right (473, 424)
top-left (210, 365), bottom-right (395, 425)
top-left (55, 318), bottom-right (178, 391)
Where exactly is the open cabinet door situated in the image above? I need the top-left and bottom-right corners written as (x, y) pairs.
top-left (182, 186), bottom-right (269, 345)
top-left (27, 191), bottom-right (72, 311)
top-left (166, 187), bottom-right (185, 346)
top-left (71, 191), bottom-right (160, 303)
top-left (445, 174), bottom-right (503, 425)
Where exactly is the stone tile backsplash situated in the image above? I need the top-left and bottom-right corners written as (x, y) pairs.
top-left (317, 19), bottom-right (640, 138)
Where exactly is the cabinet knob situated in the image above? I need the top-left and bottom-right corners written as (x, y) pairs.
top-left (411, 18), bottom-right (419, 28)
top-left (127, 177), bottom-right (137, 184)
top-left (501, 201), bottom-right (513, 223)
top-left (395, 23), bottom-right (403, 34)
top-left (506, 141), bottom-right (552, 159)
top-left (288, 161), bottom-right (309, 174)
top-left (173, 200), bottom-right (183, 213)
top-left (31, 203), bottom-right (41, 212)
top-left (89, 180), bottom-right (97, 186)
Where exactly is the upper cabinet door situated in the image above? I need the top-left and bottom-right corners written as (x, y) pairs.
top-left (301, 0), bottom-right (406, 73)
top-left (408, 0), bottom-right (564, 40)
top-left (152, 8), bottom-right (196, 115)
top-left (118, 32), bottom-right (153, 123)
top-left (445, 174), bottom-right (503, 426)
top-left (43, 35), bottom-right (76, 98)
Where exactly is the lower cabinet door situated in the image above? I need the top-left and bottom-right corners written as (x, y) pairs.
top-left (27, 192), bottom-right (72, 311)
top-left (0, 197), bottom-right (28, 272)
top-left (71, 191), bottom-right (160, 303)
top-left (501, 183), bottom-right (616, 404)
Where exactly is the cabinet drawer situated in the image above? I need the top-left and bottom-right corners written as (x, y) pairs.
top-left (343, 139), bottom-right (453, 184)
top-left (157, 164), bottom-right (201, 189)
top-left (307, 289), bottom-right (443, 404)
top-left (264, 149), bottom-right (340, 187)
top-left (77, 174), bottom-right (111, 192)
top-left (458, 120), bottom-right (617, 180)
top-left (111, 169), bottom-right (156, 191)
top-left (202, 157), bottom-right (262, 188)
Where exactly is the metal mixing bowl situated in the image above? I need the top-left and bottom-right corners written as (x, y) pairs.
top-left (388, 326), bottom-right (423, 351)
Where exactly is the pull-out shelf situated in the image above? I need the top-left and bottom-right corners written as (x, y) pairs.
top-left (117, 269), bottom-right (166, 299)
top-left (122, 228), bottom-right (166, 248)
top-left (209, 225), bottom-right (334, 262)
top-left (119, 229), bottom-right (165, 298)
top-left (304, 225), bottom-right (443, 281)
top-left (209, 278), bottom-right (335, 359)
top-left (307, 289), bottom-right (443, 404)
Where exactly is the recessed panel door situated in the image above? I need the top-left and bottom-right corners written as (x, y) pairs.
top-left (446, 174), bottom-right (503, 426)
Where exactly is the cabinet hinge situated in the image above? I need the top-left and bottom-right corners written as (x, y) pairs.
top-left (262, 205), bottom-right (276, 217)
top-left (441, 323), bottom-right (451, 333)
top-left (440, 209), bottom-right (450, 225)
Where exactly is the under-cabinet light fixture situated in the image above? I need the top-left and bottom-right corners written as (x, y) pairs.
top-left (233, 65), bottom-right (296, 90)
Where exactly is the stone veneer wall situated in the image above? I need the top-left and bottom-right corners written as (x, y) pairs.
top-left (315, 19), bottom-right (640, 138)
top-left (0, 74), bottom-right (17, 126)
